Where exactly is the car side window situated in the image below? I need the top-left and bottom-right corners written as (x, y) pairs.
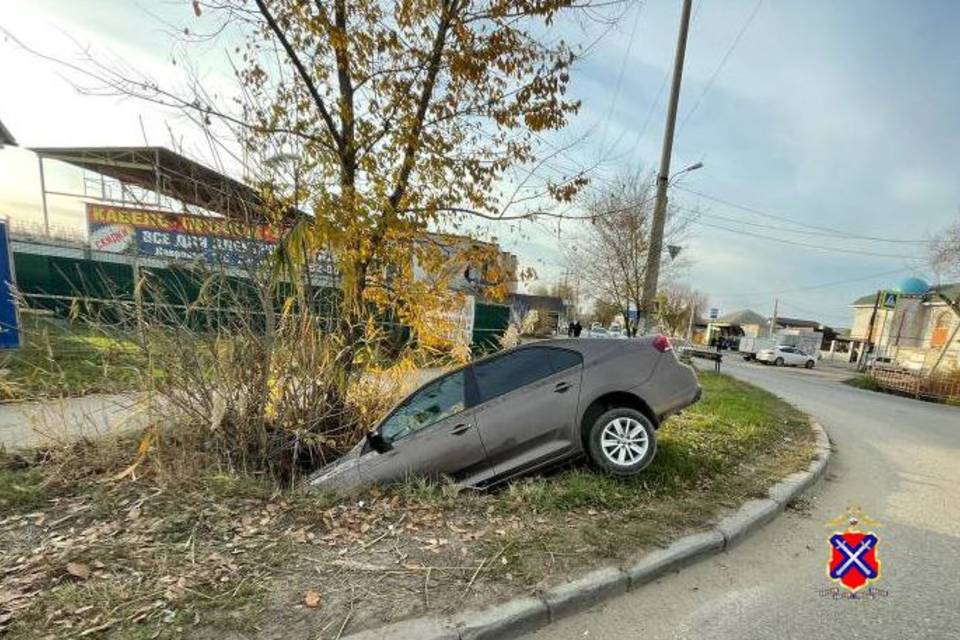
top-left (473, 348), bottom-right (554, 402)
top-left (379, 372), bottom-right (466, 443)
top-left (548, 348), bottom-right (582, 373)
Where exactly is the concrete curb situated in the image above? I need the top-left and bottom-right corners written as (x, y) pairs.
top-left (343, 422), bottom-right (831, 640)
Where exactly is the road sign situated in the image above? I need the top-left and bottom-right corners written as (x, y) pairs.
top-left (709, 307), bottom-right (719, 320)
top-left (880, 290), bottom-right (898, 309)
top-left (0, 220), bottom-right (20, 349)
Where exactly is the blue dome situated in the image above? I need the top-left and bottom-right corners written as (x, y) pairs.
top-left (896, 277), bottom-right (929, 295)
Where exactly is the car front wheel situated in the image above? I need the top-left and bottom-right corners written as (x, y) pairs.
top-left (586, 408), bottom-right (657, 477)
top-left (774, 357), bottom-right (784, 366)
top-left (805, 359), bottom-right (815, 369)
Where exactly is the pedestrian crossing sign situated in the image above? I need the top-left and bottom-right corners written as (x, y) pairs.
top-left (880, 291), bottom-right (898, 309)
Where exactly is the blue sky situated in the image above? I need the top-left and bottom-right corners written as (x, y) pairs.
top-left (1, 0), bottom-right (958, 327)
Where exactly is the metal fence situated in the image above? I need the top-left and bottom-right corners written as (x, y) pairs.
top-left (869, 365), bottom-right (960, 403)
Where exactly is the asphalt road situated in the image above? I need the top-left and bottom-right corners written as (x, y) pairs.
top-left (522, 358), bottom-right (960, 640)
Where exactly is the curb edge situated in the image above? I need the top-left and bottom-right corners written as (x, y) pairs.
top-left (343, 421), bottom-right (832, 640)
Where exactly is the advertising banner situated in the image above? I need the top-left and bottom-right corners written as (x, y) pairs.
top-left (86, 204), bottom-right (278, 268)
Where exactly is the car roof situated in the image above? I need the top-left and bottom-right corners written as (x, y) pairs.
top-left (522, 337), bottom-right (652, 356)
top-left (455, 337), bottom-right (656, 372)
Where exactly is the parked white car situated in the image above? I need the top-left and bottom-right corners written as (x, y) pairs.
top-left (756, 345), bottom-right (816, 368)
top-left (608, 324), bottom-right (626, 339)
top-left (588, 325), bottom-right (608, 338)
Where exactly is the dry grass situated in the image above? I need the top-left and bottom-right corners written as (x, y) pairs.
top-left (0, 373), bottom-right (816, 639)
top-left (0, 312), bottom-right (147, 401)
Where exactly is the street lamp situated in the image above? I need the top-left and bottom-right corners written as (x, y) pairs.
top-left (669, 161), bottom-right (703, 185)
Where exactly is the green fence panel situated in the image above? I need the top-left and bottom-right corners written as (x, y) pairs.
top-left (472, 301), bottom-right (511, 352)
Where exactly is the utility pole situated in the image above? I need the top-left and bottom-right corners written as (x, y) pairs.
top-left (770, 297), bottom-right (779, 338)
top-left (639, 0), bottom-right (693, 332)
top-left (858, 290), bottom-right (882, 372)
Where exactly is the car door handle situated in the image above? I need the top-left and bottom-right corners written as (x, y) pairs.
top-left (450, 423), bottom-right (472, 435)
top-left (554, 382), bottom-right (572, 393)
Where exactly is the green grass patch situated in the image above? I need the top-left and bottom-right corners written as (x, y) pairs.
top-left (845, 374), bottom-right (882, 392)
top-left (473, 372), bottom-right (815, 583)
top-left (495, 372), bottom-right (811, 513)
top-left (0, 466), bottom-right (47, 510)
top-left (0, 372), bottom-right (816, 639)
top-left (0, 313), bottom-right (147, 401)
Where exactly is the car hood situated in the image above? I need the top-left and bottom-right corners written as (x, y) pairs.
top-left (306, 441), bottom-right (364, 494)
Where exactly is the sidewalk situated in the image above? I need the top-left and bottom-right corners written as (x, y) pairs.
top-left (0, 367), bottom-right (448, 451)
top-left (0, 393), bottom-right (153, 450)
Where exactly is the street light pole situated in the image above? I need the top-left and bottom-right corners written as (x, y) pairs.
top-left (639, 0), bottom-right (693, 332)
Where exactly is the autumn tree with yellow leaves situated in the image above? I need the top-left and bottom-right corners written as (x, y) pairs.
top-left (188, 0), bottom-right (598, 356)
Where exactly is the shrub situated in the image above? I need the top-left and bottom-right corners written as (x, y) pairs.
top-left (846, 374), bottom-right (882, 391)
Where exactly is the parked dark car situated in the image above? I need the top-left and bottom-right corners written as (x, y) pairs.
top-left (308, 335), bottom-right (700, 493)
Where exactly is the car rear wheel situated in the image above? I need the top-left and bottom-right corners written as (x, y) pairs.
top-left (586, 408), bottom-right (657, 477)
top-left (805, 359), bottom-right (815, 369)
top-left (774, 357), bottom-right (784, 366)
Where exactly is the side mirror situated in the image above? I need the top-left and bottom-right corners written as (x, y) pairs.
top-left (366, 430), bottom-right (393, 453)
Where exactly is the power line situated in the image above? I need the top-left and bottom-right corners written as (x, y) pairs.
top-left (620, 0), bottom-right (705, 164)
top-left (673, 204), bottom-right (930, 245)
top-left (678, 0), bottom-right (764, 131)
top-left (711, 266), bottom-right (913, 298)
top-left (598, 0), bottom-right (646, 158)
top-left (674, 185), bottom-right (932, 244)
top-left (776, 300), bottom-right (851, 322)
top-left (680, 215), bottom-right (921, 259)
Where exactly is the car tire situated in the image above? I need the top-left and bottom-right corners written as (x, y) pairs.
top-left (586, 408), bottom-right (657, 477)
top-left (774, 357), bottom-right (784, 366)
top-left (805, 359), bottom-right (815, 369)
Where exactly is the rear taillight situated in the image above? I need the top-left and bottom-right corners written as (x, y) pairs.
top-left (652, 335), bottom-right (673, 352)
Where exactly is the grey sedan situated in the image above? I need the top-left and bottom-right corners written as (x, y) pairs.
top-left (308, 335), bottom-right (700, 493)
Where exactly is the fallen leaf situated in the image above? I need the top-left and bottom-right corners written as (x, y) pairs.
top-left (290, 529), bottom-right (307, 544)
top-left (303, 589), bottom-right (321, 608)
top-left (66, 562), bottom-right (91, 580)
top-left (79, 619), bottom-right (116, 636)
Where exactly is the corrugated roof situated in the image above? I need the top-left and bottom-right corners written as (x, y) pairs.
top-left (774, 316), bottom-right (824, 329)
top-left (714, 309), bottom-right (768, 326)
top-left (30, 146), bottom-right (271, 221)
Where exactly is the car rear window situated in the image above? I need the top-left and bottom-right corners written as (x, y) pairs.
top-left (548, 348), bottom-right (582, 373)
top-left (473, 348), bottom-right (554, 402)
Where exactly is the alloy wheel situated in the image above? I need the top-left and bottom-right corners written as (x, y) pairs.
top-left (600, 417), bottom-right (649, 466)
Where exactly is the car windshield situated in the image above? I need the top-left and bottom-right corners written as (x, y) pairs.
top-left (379, 371), bottom-right (466, 442)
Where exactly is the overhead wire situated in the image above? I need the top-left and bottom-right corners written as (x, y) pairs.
top-left (678, 0), bottom-right (764, 132)
top-left (674, 185), bottom-right (932, 244)
top-left (597, 0), bottom-right (646, 159)
top-left (677, 214), bottom-right (921, 259)
top-left (672, 204), bottom-right (932, 246)
top-left (711, 267), bottom-right (913, 298)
